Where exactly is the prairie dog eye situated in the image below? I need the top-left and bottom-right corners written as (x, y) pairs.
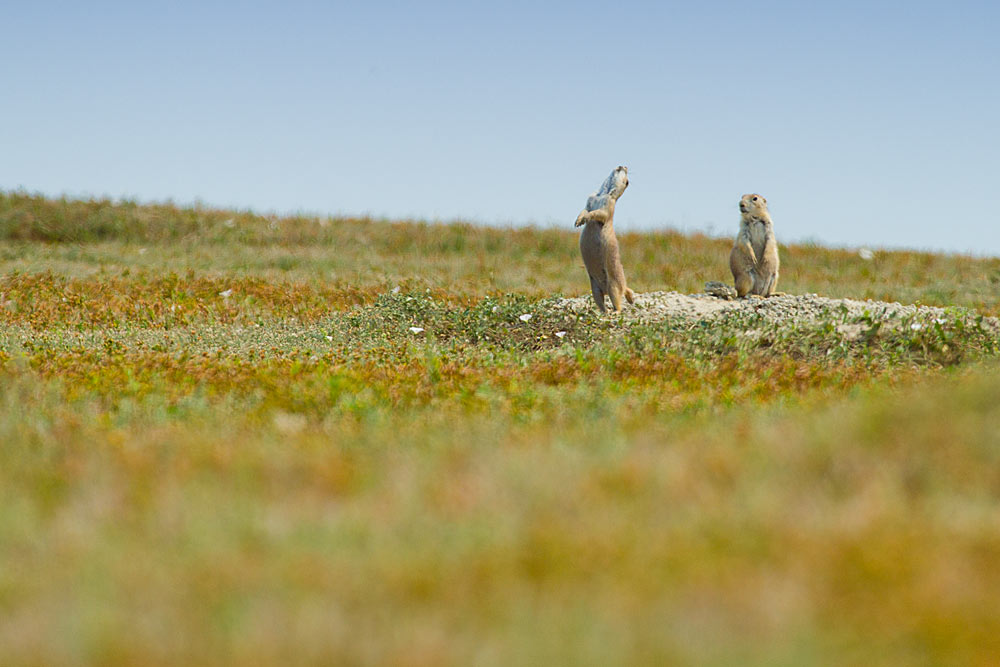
top-left (752, 196), bottom-right (758, 202)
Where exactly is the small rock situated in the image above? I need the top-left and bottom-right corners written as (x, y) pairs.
top-left (704, 281), bottom-right (736, 300)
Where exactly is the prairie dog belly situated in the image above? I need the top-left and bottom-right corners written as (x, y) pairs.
top-left (579, 223), bottom-right (608, 279)
top-left (747, 219), bottom-right (769, 257)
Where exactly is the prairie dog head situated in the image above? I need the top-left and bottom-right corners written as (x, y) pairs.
top-left (586, 166), bottom-right (629, 212)
top-left (739, 193), bottom-right (769, 220)
top-left (595, 166), bottom-right (629, 200)
top-left (604, 165), bottom-right (629, 200)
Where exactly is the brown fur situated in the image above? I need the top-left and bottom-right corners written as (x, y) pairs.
top-left (729, 193), bottom-right (780, 297)
top-left (575, 168), bottom-right (635, 313)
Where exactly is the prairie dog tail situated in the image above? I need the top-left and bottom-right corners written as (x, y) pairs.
top-left (625, 287), bottom-right (635, 304)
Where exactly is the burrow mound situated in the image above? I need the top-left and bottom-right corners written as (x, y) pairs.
top-left (550, 291), bottom-right (1000, 338)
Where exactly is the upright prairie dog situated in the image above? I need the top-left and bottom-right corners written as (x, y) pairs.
top-left (730, 193), bottom-right (780, 297)
top-left (575, 166), bottom-right (635, 313)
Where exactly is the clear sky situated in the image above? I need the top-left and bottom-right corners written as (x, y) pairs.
top-left (3, 1), bottom-right (998, 255)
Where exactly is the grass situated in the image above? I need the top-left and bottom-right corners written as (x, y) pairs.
top-left (1, 191), bottom-right (999, 665)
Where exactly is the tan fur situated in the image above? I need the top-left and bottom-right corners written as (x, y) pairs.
top-left (575, 168), bottom-right (635, 313)
top-left (729, 193), bottom-right (780, 297)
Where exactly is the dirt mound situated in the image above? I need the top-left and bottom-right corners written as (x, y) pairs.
top-left (550, 291), bottom-right (1000, 335)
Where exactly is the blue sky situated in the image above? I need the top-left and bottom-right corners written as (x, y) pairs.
top-left (3, 1), bottom-right (998, 254)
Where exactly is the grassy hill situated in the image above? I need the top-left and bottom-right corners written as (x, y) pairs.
top-left (2, 191), bottom-right (999, 665)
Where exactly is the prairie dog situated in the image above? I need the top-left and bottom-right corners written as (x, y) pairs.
top-left (730, 193), bottom-right (780, 297)
top-left (575, 166), bottom-right (635, 313)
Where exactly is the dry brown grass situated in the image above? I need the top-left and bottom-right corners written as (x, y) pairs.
top-left (3, 191), bottom-right (999, 313)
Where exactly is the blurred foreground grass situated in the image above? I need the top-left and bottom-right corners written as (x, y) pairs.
top-left (2, 192), bottom-right (1000, 665)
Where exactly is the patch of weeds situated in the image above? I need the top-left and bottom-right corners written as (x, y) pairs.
top-left (591, 304), bottom-right (999, 371)
top-left (343, 291), bottom-right (605, 353)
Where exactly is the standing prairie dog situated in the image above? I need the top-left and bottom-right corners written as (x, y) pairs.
top-left (575, 166), bottom-right (635, 313)
top-left (730, 193), bottom-right (780, 297)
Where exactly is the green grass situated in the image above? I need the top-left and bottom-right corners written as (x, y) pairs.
top-left (2, 191), bottom-right (999, 665)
